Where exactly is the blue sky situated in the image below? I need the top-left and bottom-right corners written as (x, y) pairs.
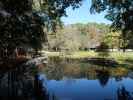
top-left (61, 0), bottom-right (111, 25)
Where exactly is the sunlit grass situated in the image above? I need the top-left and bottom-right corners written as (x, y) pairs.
top-left (44, 51), bottom-right (133, 61)
top-left (109, 52), bottom-right (133, 63)
top-left (43, 50), bottom-right (133, 67)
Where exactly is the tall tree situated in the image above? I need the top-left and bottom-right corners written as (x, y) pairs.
top-left (0, 0), bottom-right (82, 58)
top-left (90, 0), bottom-right (133, 51)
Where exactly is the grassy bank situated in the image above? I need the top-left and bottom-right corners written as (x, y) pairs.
top-left (43, 51), bottom-right (133, 67)
top-left (45, 51), bottom-right (133, 59)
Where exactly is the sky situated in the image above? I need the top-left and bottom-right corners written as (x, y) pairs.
top-left (61, 0), bottom-right (111, 25)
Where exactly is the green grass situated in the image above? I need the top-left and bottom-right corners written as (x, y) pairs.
top-left (42, 50), bottom-right (133, 68)
top-left (109, 52), bottom-right (133, 63)
top-left (45, 50), bottom-right (132, 58)
top-left (43, 50), bottom-right (133, 64)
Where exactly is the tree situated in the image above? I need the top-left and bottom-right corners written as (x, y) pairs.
top-left (0, 1), bottom-right (49, 58)
top-left (103, 31), bottom-right (121, 49)
top-left (96, 42), bottom-right (109, 58)
top-left (90, 0), bottom-right (133, 51)
top-left (127, 33), bottom-right (133, 49)
top-left (0, 0), bottom-right (83, 58)
top-left (0, 0), bottom-right (85, 97)
top-left (48, 23), bottom-right (110, 52)
top-left (33, 0), bottom-right (82, 31)
top-left (48, 25), bottom-right (81, 52)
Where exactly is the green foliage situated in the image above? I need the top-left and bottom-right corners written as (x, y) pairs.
top-left (96, 42), bottom-right (109, 58)
top-left (90, 0), bottom-right (133, 51)
top-left (33, 0), bottom-right (82, 31)
top-left (0, 0), bottom-right (83, 58)
top-left (90, 0), bottom-right (133, 32)
top-left (103, 31), bottom-right (121, 49)
top-left (0, 1), bottom-right (45, 57)
top-left (1, 0), bottom-right (32, 14)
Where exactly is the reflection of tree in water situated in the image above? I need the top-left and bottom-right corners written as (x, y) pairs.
top-left (0, 63), bottom-right (51, 100)
top-left (115, 76), bottom-right (123, 82)
top-left (96, 69), bottom-right (110, 87)
top-left (117, 86), bottom-right (133, 100)
top-left (45, 62), bottom-right (64, 80)
top-left (46, 57), bottom-right (82, 80)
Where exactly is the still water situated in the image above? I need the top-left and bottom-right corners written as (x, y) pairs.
top-left (41, 58), bottom-right (133, 100)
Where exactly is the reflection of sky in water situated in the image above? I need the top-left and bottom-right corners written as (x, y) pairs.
top-left (42, 60), bottom-right (133, 100)
top-left (120, 77), bottom-right (133, 92)
top-left (44, 78), bottom-right (133, 100)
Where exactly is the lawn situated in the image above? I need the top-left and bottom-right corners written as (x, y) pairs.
top-left (42, 50), bottom-right (133, 68)
top-left (44, 51), bottom-right (133, 59)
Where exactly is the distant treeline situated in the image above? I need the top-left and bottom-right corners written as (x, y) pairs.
top-left (47, 23), bottom-right (133, 52)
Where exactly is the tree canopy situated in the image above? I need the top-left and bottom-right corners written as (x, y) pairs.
top-left (1, 0), bottom-right (133, 57)
top-left (48, 23), bottom-right (111, 52)
top-left (91, 0), bottom-right (133, 32)
top-left (90, 0), bottom-right (133, 50)
top-left (0, 0), bottom-right (82, 58)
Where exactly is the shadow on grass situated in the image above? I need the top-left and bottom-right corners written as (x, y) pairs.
top-left (87, 42), bottom-right (119, 67)
top-left (83, 57), bottom-right (119, 67)
top-left (125, 59), bottom-right (133, 64)
top-left (118, 59), bottom-right (133, 69)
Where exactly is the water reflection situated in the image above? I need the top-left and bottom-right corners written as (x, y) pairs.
top-left (44, 59), bottom-right (129, 80)
top-left (96, 69), bottom-right (110, 87)
top-left (117, 86), bottom-right (133, 100)
top-left (41, 58), bottom-right (133, 100)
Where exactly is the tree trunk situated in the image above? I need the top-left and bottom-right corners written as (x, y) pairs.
top-left (122, 30), bottom-right (126, 52)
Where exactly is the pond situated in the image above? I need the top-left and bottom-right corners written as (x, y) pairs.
top-left (40, 58), bottom-right (133, 100)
